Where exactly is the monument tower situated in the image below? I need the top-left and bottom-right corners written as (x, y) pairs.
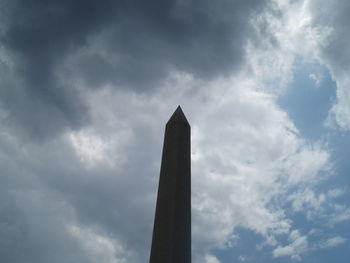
top-left (149, 106), bottom-right (191, 263)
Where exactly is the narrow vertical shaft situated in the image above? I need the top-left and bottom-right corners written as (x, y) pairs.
top-left (150, 106), bottom-right (191, 263)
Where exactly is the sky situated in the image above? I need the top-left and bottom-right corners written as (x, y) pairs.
top-left (0, 0), bottom-right (349, 262)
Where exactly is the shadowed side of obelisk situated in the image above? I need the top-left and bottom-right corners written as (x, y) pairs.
top-left (150, 106), bottom-right (191, 263)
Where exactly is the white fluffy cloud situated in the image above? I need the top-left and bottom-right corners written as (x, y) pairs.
top-left (189, 72), bottom-right (329, 261)
top-left (318, 236), bottom-right (347, 249)
top-left (273, 230), bottom-right (308, 260)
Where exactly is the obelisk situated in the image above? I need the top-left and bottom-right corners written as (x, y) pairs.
top-left (150, 106), bottom-right (191, 263)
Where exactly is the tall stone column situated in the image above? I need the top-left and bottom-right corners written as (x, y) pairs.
top-left (150, 106), bottom-right (191, 263)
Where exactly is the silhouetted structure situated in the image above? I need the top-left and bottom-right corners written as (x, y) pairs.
top-left (150, 106), bottom-right (191, 263)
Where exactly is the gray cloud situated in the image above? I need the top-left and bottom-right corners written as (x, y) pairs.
top-left (309, 0), bottom-right (350, 128)
top-left (2, 1), bottom-right (344, 263)
top-left (0, 137), bottom-right (94, 263)
top-left (0, 0), bottom-right (267, 138)
top-left (0, 124), bottom-right (157, 262)
top-left (310, 0), bottom-right (350, 72)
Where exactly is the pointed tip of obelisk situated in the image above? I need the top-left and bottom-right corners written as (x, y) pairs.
top-left (167, 105), bottom-right (189, 124)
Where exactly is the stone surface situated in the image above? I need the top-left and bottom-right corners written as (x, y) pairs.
top-left (149, 106), bottom-right (191, 263)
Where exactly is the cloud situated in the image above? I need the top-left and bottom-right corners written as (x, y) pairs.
top-left (0, 1), bottom-right (348, 263)
top-left (190, 75), bottom-right (330, 259)
top-left (0, 0), bottom-right (268, 138)
top-left (309, 73), bottom-right (323, 87)
top-left (272, 231), bottom-right (347, 260)
top-left (288, 188), bottom-right (326, 213)
top-left (0, 63), bottom-right (333, 262)
top-left (318, 236), bottom-right (347, 249)
top-left (328, 205), bottom-right (350, 225)
top-left (205, 254), bottom-right (221, 263)
top-left (0, 164), bottom-right (100, 263)
top-left (67, 224), bottom-right (135, 263)
top-left (287, 187), bottom-right (350, 224)
top-left (307, 0), bottom-right (350, 129)
top-left (273, 230), bottom-right (308, 260)
top-left (239, 255), bottom-right (248, 262)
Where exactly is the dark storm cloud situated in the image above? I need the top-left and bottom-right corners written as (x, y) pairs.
top-left (1, 0), bottom-right (115, 138)
top-left (0, 0), bottom-right (268, 138)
